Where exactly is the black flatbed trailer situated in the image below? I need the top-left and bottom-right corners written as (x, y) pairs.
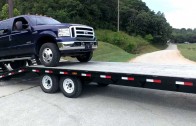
top-left (1, 61), bottom-right (196, 98)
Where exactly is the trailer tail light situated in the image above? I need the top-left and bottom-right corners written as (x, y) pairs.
top-left (146, 79), bottom-right (161, 84)
top-left (100, 75), bottom-right (111, 79)
top-left (32, 69), bottom-right (40, 73)
top-left (122, 77), bottom-right (134, 81)
top-left (176, 81), bottom-right (193, 86)
top-left (81, 73), bottom-right (91, 77)
top-left (45, 70), bottom-right (53, 74)
top-left (60, 71), bottom-right (68, 75)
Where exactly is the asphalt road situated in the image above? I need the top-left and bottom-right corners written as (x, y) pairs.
top-left (0, 73), bottom-right (196, 126)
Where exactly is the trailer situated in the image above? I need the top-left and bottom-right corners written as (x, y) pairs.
top-left (1, 61), bottom-right (196, 98)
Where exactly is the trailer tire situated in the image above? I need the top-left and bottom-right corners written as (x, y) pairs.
top-left (39, 43), bottom-right (60, 67)
top-left (76, 52), bottom-right (93, 62)
top-left (60, 76), bottom-right (82, 98)
top-left (40, 74), bottom-right (59, 93)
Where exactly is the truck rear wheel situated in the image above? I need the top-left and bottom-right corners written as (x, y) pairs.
top-left (39, 43), bottom-right (60, 67)
top-left (60, 76), bottom-right (82, 98)
top-left (40, 74), bottom-right (59, 93)
top-left (76, 52), bottom-right (93, 62)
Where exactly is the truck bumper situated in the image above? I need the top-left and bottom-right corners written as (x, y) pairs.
top-left (57, 41), bottom-right (97, 51)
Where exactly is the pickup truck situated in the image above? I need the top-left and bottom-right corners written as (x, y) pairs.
top-left (0, 15), bottom-right (97, 69)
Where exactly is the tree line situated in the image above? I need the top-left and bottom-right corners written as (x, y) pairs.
top-left (0, 0), bottom-right (172, 43)
top-left (172, 28), bottom-right (196, 43)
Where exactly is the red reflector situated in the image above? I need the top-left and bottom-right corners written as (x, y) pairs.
top-left (45, 70), bottom-right (53, 73)
top-left (128, 77), bottom-right (134, 81)
top-left (32, 69), bottom-right (40, 72)
top-left (184, 82), bottom-right (193, 86)
top-left (60, 72), bottom-right (68, 75)
top-left (154, 80), bottom-right (161, 83)
top-left (106, 76), bottom-right (111, 79)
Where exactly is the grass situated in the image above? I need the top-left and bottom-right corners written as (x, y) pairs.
top-left (64, 30), bottom-right (167, 62)
top-left (92, 42), bottom-right (135, 62)
top-left (95, 29), bottom-right (167, 54)
top-left (178, 43), bottom-right (196, 61)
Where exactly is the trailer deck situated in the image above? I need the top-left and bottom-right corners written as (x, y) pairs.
top-left (30, 62), bottom-right (196, 79)
top-left (1, 61), bottom-right (196, 97)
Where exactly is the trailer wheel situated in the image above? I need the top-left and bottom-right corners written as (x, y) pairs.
top-left (76, 52), bottom-right (93, 62)
top-left (97, 83), bottom-right (110, 87)
top-left (39, 43), bottom-right (60, 67)
top-left (60, 76), bottom-right (82, 98)
top-left (40, 74), bottom-right (59, 93)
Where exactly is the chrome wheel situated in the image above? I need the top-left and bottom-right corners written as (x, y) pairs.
top-left (42, 75), bottom-right (53, 90)
top-left (63, 78), bottom-right (75, 94)
top-left (42, 48), bottom-right (53, 63)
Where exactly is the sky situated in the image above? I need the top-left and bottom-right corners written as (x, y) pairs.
top-left (142, 0), bottom-right (196, 29)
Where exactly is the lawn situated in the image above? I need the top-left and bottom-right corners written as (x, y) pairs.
top-left (178, 43), bottom-right (196, 61)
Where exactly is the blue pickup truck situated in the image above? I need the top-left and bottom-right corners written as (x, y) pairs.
top-left (0, 15), bottom-right (97, 69)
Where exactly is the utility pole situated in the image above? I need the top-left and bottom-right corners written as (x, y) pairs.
top-left (117, 0), bottom-right (120, 32)
top-left (8, 0), bottom-right (13, 18)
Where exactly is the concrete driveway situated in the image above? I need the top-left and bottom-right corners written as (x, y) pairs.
top-left (0, 73), bottom-right (196, 126)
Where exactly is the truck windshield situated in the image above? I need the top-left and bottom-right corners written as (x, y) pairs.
top-left (30, 16), bottom-right (61, 25)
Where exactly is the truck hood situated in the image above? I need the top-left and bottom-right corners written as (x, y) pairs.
top-left (32, 23), bottom-right (90, 31)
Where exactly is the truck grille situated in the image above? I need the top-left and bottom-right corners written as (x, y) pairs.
top-left (70, 26), bottom-right (95, 39)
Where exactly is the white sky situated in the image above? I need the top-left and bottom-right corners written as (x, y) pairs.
top-left (142, 0), bottom-right (196, 29)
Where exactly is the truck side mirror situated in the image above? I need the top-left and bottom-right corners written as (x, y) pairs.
top-left (15, 21), bottom-right (23, 31)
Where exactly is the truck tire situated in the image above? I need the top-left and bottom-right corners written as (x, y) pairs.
top-left (40, 74), bottom-right (59, 93)
top-left (60, 76), bottom-right (82, 98)
top-left (39, 43), bottom-right (60, 67)
top-left (9, 60), bottom-right (27, 70)
top-left (76, 52), bottom-right (93, 62)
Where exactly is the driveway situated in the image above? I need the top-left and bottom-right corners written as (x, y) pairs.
top-left (130, 44), bottom-right (196, 65)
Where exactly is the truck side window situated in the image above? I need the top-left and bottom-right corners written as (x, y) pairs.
top-left (12, 17), bottom-right (29, 31)
top-left (0, 21), bottom-right (9, 36)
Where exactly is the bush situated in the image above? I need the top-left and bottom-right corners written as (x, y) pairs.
top-left (95, 29), bottom-right (149, 54)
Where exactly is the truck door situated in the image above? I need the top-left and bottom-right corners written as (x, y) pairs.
top-left (10, 17), bottom-right (33, 56)
top-left (0, 20), bottom-right (12, 57)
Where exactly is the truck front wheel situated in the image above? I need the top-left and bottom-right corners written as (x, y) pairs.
top-left (39, 43), bottom-right (60, 67)
top-left (76, 52), bottom-right (93, 62)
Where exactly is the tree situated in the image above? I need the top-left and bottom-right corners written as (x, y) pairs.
top-left (0, 4), bottom-right (21, 20)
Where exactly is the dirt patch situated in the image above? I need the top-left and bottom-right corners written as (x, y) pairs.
top-left (130, 44), bottom-right (196, 65)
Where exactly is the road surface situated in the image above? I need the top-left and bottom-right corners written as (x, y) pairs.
top-left (130, 44), bottom-right (196, 65)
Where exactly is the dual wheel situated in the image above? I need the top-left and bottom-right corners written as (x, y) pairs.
top-left (40, 74), bottom-right (109, 98)
top-left (40, 74), bottom-right (82, 98)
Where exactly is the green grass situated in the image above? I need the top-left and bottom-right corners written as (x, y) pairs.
top-left (64, 30), bottom-right (167, 62)
top-left (92, 42), bottom-right (135, 62)
top-left (178, 43), bottom-right (196, 61)
top-left (95, 29), bottom-right (167, 54)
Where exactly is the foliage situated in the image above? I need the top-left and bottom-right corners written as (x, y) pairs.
top-left (92, 42), bottom-right (135, 62)
top-left (96, 30), bottom-right (166, 54)
top-left (172, 28), bottom-right (196, 43)
top-left (0, 4), bottom-right (20, 20)
top-left (10, 0), bottom-right (172, 43)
